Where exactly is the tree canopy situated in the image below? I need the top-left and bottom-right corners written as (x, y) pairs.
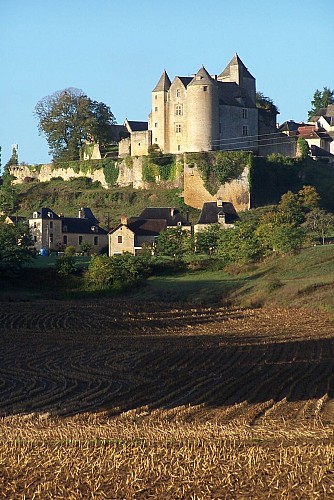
top-left (0, 221), bottom-right (34, 275)
top-left (308, 87), bottom-right (334, 119)
top-left (34, 88), bottom-right (116, 162)
top-left (256, 92), bottom-right (279, 114)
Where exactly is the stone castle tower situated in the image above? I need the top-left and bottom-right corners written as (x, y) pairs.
top-left (119, 54), bottom-right (262, 157)
top-left (148, 54), bottom-right (258, 154)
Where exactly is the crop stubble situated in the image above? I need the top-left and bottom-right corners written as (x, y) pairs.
top-left (1, 299), bottom-right (334, 498)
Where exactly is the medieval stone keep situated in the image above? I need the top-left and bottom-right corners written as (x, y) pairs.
top-left (119, 54), bottom-right (268, 157)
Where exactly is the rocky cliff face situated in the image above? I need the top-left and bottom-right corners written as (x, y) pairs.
top-left (10, 156), bottom-right (250, 211)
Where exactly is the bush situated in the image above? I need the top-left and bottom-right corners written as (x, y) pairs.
top-left (55, 255), bottom-right (76, 276)
top-left (64, 246), bottom-right (76, 256)
top-left (84, 253), bottom-right (151, 291)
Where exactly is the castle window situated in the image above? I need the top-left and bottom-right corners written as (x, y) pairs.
top-left (155, 122), bottom-right (158, 127)
top-left (155, 107), bottom-right (158, 112)
top-left (178, 145), bottom-right (181, 151)
top-left (242, 125), bottom-right (248, 136)
top-left (175, 124), bottom-right (182, 133)
top-left (203, 86), bottom-right (208, 91)
top-left (138, 142), bottom-right (141, 146)
top-left (242, 108), bottom-right (248, 119)
top-left (176, 89), bottom-right (181, 97)
top-left (175, 104), bottom-right (183, 116)
top-left (155, 138), bottom-right (157, 142)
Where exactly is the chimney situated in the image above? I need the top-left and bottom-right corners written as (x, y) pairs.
top-left (120, 214), bottom-right (128, 225)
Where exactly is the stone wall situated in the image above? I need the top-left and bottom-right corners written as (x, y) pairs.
top-left (10, 155), bottom-right (250, 211)
top-left (183, 162), bottom-right (250, 212)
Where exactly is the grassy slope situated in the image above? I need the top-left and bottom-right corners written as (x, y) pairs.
top-left (133, 245), bottom-right (334, 314)
top-left (14, 178), bottom-right (200, 228)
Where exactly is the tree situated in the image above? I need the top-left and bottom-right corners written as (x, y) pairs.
top-left (0, 167), bottom-right (18, 215)
top-left (196, 224), bottom-right (221, 254)
top-left (155, 227), bottom-right (193, 260)
top-left (303, 208), bottom-right (334, 245)
top-left (35, 88), bottom-right (116, 162)
top-left (297, 137), bottom-right (309, 159)
top-left (218, 221), bottom-right (264, 264)
top-left (84, 253), bottom-right (151, 291)
top-left (0, 221), bottom-right (34, 275)
top-left (256, 92), bottom-right (279, 114)
top-left (308, 87), bottom-right (334, 119)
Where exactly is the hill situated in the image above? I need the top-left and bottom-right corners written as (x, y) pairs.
top-left (14, 177), bottom-right (200, 228)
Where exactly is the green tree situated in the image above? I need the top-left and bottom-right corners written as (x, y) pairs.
top-left (218, 221), bottom-right (263, 264)
top-left (297, 137), bottom-right (309, 159)
top-left (55, 255), bottom-right (76, 276)
top-left (155, 227), bottom-right (193, 260)
top-left (80, 241), bottom-right (92, 256)
top-left (85, 253), bottom-right (151, 291)
top-left (34, 88), bottom-right (116, 162)
top-left (308, 87), bottom-right (334, 119)
top-left (0, 221), bottom-right (34, 275)
top-left (256, 92), bottom-right (279, 114)
top-left (0, 167), bottom-right (18, 215)
top-left (257, 222), bottom-right (306, 255)
top-left (303, 208), bottom-right (334, 245)
top-left (196, 224), bottom-right (221, 254)
top-left (298, 185), bottom-right (320, 212)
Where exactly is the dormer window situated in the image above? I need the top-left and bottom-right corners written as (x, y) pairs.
top-left (47, 211), bottom-right (53, 218)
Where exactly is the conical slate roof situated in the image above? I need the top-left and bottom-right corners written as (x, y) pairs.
top-left (152, 70), bottom-right (171, 92)
top-left (218, 53), bottom-right (255, 80)
top-left (188, 66), bottom-right (216, 86)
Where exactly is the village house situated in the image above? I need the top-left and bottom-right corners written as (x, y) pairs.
top-left (29, 207), bottom-right (108, 254)
top-left (109, 207), bottom-right (191, 255)
top-left (194, 200), bottom-right (239, 233)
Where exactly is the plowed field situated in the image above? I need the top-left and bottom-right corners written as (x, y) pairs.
top-left (2, 299), bottom-right (334, 498)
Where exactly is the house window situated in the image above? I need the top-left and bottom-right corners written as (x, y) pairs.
top-left (79, 236), bottom-right (83, 245)
top-left (242, 125), bottom-right (248, 136)
top-left (175, 123), bottom-right (182, 133)
top-left (63, 225), bottom-right (68, 232)
top-left (118, 235), bottom-right (123, 244)
top-left (94, 236), bottom-right (98, 245)
top-left (34, 236), bottom-right (37, 243)
top-left (63, 235), bottom-right (67, 244)
top-left (49, 221), bottom-right (53, 229)
top-left (203, 86), bottom-right (208, 91)
top-left (175, 104), bottom-right (183, 116)
top-left (176, 89), bottom-right (181, 97)
top-left (242, 108), bottom-right (248, 119)
top-left (33, 222), bottom-right (37, 229)
top-left (155, 95), bottom-right (157, 100)
top-left (155, 107), bottom-right (158, 112)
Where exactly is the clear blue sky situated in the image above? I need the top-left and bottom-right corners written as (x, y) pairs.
top-left (1, 0), bottom-right (334, 169)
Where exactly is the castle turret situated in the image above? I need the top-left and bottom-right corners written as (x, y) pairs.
top-left (151, 70), bottom-right (171, 152)
top-left (186, 66), bottom-right (219, 152)
top-left (218, 53), bottom-right (256, 104)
